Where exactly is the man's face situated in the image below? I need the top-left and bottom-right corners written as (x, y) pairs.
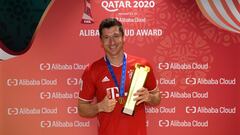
top-left (100, 26), bottom-right (124, 57)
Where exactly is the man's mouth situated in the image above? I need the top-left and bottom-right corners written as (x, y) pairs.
top-left (109, 45), bottom-right (117, 50)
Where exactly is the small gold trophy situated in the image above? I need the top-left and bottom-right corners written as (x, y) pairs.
top-left (122, 63), bottom-right (150, 116)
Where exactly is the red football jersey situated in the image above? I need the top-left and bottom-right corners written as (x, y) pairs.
top-left (79, 54), bottom-right (157, 135)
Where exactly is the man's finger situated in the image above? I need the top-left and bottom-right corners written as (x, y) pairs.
top-left (134, 95), bottom-right (144, 101)
top-left (136, 99), bottom-right (145, 106)
top-left (105, 90), bottom-right (111, 99)
top-left (134, 91), bottom-right (145, 97)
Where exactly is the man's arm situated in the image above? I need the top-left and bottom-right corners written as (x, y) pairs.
top-left (134, 87), bottom-right (161, 106)
top-left (78, 91), bottom-right (117, 117)
top-left (78, 100), bottom-right (99, 117)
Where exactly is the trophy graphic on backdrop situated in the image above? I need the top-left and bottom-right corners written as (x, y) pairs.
top-left (122, 63), bottom-right (150, 116)
top-left (81, 0), bottom-right (94, 24)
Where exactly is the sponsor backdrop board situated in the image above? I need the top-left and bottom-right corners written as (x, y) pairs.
top-left (1, 0), bottom-right (240, 135)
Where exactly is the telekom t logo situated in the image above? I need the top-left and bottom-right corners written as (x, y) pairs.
top-left (106, 87), bottom-right (119, 99)
top-left (106, 87), bottom-right (128, 99)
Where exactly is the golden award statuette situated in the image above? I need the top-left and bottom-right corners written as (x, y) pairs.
top-left (122, 63), bottom-right (150, 116)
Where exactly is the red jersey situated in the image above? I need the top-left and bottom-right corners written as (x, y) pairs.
top-left (79, 54), bottom-right (157, 135)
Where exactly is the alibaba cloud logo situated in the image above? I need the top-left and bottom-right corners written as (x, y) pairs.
top-left (67, 78), bottom-right (78, 85)
top-left (67, 107), bottom-right (78, 114)
top-left (40, 92), bottom-right (51, 99)
top-left (40, 63), bottom-right (51, 70)
top-left (159, 120), bottom-right (169, 127)
top-left (67, 78), bottom-right (83, 87)
top-left (160, 91), bottom-right (169, 98)
top-left (7, 79), bottom-right (18, 86)
top-left (185, 78), bottom-right (196, 85)
top-left (40, 121), bottom-right (51, 128)
top-left (158, 63), bottom-right (169, 70)
top-left (8, 108), bottom-right (18, 115)
top-left (185, 106), bottom-right (197, 113)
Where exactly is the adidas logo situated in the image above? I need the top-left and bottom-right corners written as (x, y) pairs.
top-left (102, 76), bottom-right (110, 82)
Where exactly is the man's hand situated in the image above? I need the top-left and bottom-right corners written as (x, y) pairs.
top-left (133, 87), bottom-right (151, 105)
top-left (134, 87), bottom-right (160, 106)
top-left (97, 91), bottom-right (117, 113)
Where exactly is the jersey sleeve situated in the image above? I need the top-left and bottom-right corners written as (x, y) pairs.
top-left (79, 66), bottom-right (96, 102)
top-left (144, 63), bottom-right (157, 91)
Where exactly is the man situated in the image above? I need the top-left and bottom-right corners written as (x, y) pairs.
top-left (78, 18), bottom-right (160, 135)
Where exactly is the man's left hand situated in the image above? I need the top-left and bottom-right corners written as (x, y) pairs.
top-left (133, 87), bottom-right (151, 105)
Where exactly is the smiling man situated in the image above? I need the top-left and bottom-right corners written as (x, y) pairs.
top-left (78, 18), bottom-right (160, 135)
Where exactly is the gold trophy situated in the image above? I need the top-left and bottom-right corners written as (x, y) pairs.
top-left (122, 63), bottom-right (150, 116)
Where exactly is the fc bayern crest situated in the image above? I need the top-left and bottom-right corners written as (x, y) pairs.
top-left (128, 69), bottom-right (134, 79)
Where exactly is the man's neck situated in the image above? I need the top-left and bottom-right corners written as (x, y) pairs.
top-left (106, 52), bottom-right (124, 67)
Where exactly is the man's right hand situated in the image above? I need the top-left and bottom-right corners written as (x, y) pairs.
top-left (97, 91), bottom-right (117, 113)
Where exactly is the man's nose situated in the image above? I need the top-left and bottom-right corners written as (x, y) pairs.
top-left (109, 37), bottom-right (116, 44)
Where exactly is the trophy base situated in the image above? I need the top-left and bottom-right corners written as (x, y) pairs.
top-left (122, 107), bottom-right (135, 116)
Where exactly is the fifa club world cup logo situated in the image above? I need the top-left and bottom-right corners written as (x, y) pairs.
top-left (81, 0), bottom-right (94, 24)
